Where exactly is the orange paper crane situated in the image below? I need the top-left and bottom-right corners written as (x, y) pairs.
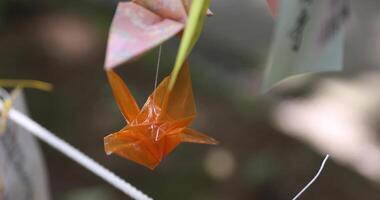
top-left (104, 61), bottom-right (218, 169)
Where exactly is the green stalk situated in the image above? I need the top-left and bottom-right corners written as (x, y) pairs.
top-left (168, 0), bottom-right (211, 91)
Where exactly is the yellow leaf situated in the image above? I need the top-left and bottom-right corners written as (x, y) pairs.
top-left (0, 79), bottom-right (53, 91)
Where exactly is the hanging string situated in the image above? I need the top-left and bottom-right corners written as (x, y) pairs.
top-left (292, 154), bottom-right (330, 200)
top-left (152, 45), bottom-right (162, 140)
top-left (154, 45), bottom-right (162, 90)
top-left (0, 99), bottom-right (153, 200)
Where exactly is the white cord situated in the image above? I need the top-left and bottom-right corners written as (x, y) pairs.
top-left (0, 101), bottom-right (153, 200)
top-left (292, 154), bottom-right (330, 200)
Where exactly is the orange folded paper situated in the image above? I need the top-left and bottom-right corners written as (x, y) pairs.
top-left (104, 61), bottom-right (218, 169)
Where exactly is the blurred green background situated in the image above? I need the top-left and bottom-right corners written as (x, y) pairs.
top-left (1, 0), bottom-right (380, 199)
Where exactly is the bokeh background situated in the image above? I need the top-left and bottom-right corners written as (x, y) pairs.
top-left (2, 0), bottom-right (380, 199)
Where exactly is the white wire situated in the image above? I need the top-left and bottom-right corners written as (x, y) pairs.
top-left (0, 88), bottom-right (330, 200)
top-left (0, 100), bottom-right (153, 200)
top-left (292, 154), bottom-right (330, 200)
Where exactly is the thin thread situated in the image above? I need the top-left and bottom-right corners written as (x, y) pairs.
top-left (292, 154), bottom-right (330, 200)
top-left (152, 45), bottom-right (162, 117)
top-left (0, 100), bottom-right (153, 200)
top-left (154, 45), bottom-right (162, 90)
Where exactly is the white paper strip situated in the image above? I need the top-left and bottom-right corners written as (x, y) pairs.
top-left (0, 91), bottom-right (50, 200)
top-left (0, 97), bottom-right (153, 200)
top-left (262, 0), bottom-right (349, 91)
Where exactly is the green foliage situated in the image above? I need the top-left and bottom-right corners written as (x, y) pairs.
top-left (169, 0), bottom-right (211, 91)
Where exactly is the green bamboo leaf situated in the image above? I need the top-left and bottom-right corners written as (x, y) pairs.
top-left (168, 0), bottom-right (211, 91)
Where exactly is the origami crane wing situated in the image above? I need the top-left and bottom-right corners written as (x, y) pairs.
top-left (162, 61), bottom-right (196, 120)
top-left (104, 127), bottom-right (162, 169)
top-left (105, 125), bottom-right (186, 169)
top-left (106, 70), bottom-right (140, 123)
top-left (138, 61), bottom-right (196, 122)
top-left (106, 61), bottom-right (196, 125)
top-left (105, 2), bottom-right (184, 69)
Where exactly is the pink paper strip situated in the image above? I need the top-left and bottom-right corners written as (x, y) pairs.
top-left (105, 2), bottom-right (183, 69)
top-left (267, 0), bottom-right (279, 18)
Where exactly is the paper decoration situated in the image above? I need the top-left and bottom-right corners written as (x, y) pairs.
top-left (0, 90), bottom-right (50, 200)
top-left (103, 0), bottom-right (216, 169)
top-left (104, 2), bottom-right (183, 69)
top-left (105, 0), bottom-right (212, 69)
top-left (262, 0), bottom-right (349, 91)
top-left (267, 0), bottom-right (279, 17)
top-left (104, 62), bottom-right (218, 169)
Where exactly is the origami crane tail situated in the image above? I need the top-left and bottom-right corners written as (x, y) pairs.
top-left (104, 130), bottom-right (162, 169)
top-left (156, 127), bottom-right (217, 158)
top-left (179, 128), bottom-right (219, 145)
top-left (107, 70), bottom-right (141, 123)
top-left (104, 131), bottom-right (138, 155)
